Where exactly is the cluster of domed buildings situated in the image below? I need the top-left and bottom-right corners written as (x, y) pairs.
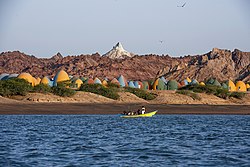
top-left (0, 70), bottom-right (249, 92)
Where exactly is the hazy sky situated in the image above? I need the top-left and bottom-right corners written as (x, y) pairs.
top-left (0, 0), bottom-right (249, 57)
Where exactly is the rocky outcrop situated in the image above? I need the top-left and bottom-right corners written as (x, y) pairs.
top-left (103, 42), bottom-right (134, 59)
top-left (51, 52), bottom-right (63, 61)
top-left (157, 48), bottom-right (250, 82)
top-left (0, 48), bottom-right (249, 82)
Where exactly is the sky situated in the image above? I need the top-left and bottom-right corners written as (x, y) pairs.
top-left (0, 0), bottom-right (249, 58)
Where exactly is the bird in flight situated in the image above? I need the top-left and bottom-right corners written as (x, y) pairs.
top-left (177, 2), bottom-right (186, 7)
top-left (159, 40), bottom-right (164, 43)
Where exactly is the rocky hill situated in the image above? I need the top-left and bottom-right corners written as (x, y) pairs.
top-left (0, 48), bottom-right (249, 82)
top-left (103, 42), bottom-right (134, 59)
top-left (156, 48), bottom-right (250, 82)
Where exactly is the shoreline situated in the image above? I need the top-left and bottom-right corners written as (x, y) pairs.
top-left (0, 103), bottom-right (249, 115)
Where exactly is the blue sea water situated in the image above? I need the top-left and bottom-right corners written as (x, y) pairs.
top-left (0, 115), bottom-right (249, 167)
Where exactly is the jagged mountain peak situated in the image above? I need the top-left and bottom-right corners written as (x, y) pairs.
top-left (103, 42), bottom-right (134, 59)
top-left (113, 42), bottom-right (124, 50)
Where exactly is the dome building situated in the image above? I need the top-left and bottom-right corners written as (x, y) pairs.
top-left (18, 73), bottom-right (35, 86)
top-left (199, 82), bottom-right (205, 86)
top-left (190, 79), bottom-right (199, 85)
top-left (118, 75), bottom-right (128, 87)
top-left (153, 78), bottom-right (166, 90)
top-left (226, 80), bottom-right (236, 92)
top-left (0, 73), bottom-right (9, 80)
top-left (87, 78), bottom-right (94, 84)
top-left (213, 79), bottom-right (221, 87)
top-left (102, 80), bottom-right (108, 87)
top-left (7, 74), bottom-right (18, 79)
top-left (166, 80), bottom-right (178, 90)
top-left (74, 79), bottom-right (83, 89)
top-left (53, 70), bottom-right (70, 86)
top-left (111, 78), bottom-right (120, 86)
top-left (235, 81), bottom-right (247, 92)
top-left (133, 81), bottom-right (140, 88)
top-left (41, 76), bottom-right (50, 85)
top-left (128, 81), bottom-right (135, 88)
top-left (186, 77), bottom-right (192, 83)
top-left (142, 81), bottom-right (150, 90)
top-left (246, 84), bottom-right (250, 91)
top-left (94, 77), bottom-right (102, 84)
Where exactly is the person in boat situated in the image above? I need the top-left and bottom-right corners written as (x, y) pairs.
top-left (141, 106), bottom-right (146, 114)
top-left (137, 109), bottom-right (141, 115)
top-left (128, 111), bottom-right (133, 115)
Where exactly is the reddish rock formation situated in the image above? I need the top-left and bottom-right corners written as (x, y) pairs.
top-left (157, 48), bottom-right (250, 82)
top-left (0, 48), bottom-right (249, 82)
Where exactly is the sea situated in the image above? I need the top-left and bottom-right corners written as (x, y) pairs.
top-left (0, 115), bottom-right (249, 167)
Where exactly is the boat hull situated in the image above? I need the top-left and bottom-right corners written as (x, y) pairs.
top-left (120, 110), bottom-right (157, 118)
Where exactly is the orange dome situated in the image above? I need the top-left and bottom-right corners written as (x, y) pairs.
top-left (111, 78), bottom-right (120, 86)
top-left (235, 81), bottom-right (247, 92)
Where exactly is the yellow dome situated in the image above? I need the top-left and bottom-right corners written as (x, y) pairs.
top-left (54, 70), bottom-right (70, 86)
top-left (186, 77), bottom-right (191, 83)
top-left (36, 77), bottom-right (41, 84)
top-left (246, 84), bottom-right (250, 89)
top-left (32, 77), bottom-right (39, 86)
top-left (235, 81), bottom-right (247, 92)
top-left (75, 79), bottom-right (83, 89)
top-left (152, 78), bottom-right (159, 90)
top-left (18, 73), bottom-right (34, 86)
top-left (199, 82), bottom-right (205, 86)
top-left (228, 80), bottom-right (236, 92)
top-left (41, 77), bottom-right (50, 85)
top-left (102, 80), bottom-right (108, 86)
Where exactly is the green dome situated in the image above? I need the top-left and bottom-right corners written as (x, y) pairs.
top-left (222, 83), bottom-right (228, 89)
top-left (206, 78), bottom-right (215, 85)
top-left (166, 80), bottom-right (178, 90)
top-left (213, 79), bottom-right (221, 87)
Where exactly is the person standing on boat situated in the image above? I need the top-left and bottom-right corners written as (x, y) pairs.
top-left (141, 106), bottom-right (146, 114)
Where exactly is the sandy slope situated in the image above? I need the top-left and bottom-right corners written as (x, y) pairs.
top-left (0, 95), bottom-right (22, 103)
top-left (0, 91), bottom-right (249, 105)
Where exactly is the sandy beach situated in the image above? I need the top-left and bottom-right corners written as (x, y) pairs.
top-left (0, 103), bottom-right (249, 115)
top-left (0, 91), bottom-right (249, 115)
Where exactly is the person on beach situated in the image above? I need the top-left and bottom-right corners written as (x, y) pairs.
top-left (141, 106), bottom-right (146, 114)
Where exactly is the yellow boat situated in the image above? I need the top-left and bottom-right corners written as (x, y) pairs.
top-left (120, 110), bottom-right (158, 118)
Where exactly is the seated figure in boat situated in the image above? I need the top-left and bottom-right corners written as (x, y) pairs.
top-left (141, 106), bottom-right (146, 114)
top-left (128, 111), bottom-right (133, 115)
top-left (137, 109), bottom-right (141, 115)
